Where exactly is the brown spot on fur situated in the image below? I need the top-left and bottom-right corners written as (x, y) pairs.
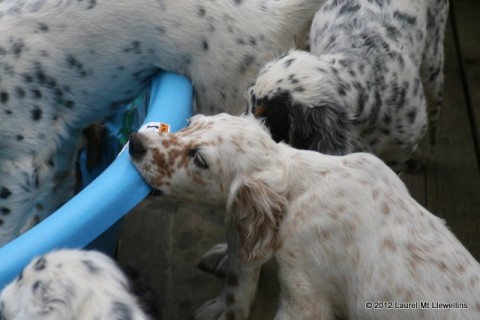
top-left (437, 261), bottom-right (448, 272)
top-left (382, 202), bottom-right (391, 215)
top-left (372, 189), bottom-right (379, 199)
top-left (152, 149), bottom-right (172, 178)
top-left (381, 238), bottom-right (396, 252)
top-left (470, 275), bottom-right (479, 287)
top-left (319, 229), bottom-right (331, 240)
top-left (191, 174), bottom-right (206, 185)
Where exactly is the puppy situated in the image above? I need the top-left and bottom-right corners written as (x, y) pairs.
top-left (129, 113), bottom-right (480, 320)
top-left (0, 249), bottom-right (152, 320)
top-left (247, 0), bottom-right (449, 172)
top-left (0, 0), bottom-right (326, 245)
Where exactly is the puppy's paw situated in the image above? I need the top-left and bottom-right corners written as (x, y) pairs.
top-left (194, 296), bottom-right (248, 320)
top-left (197, 243), bottom-right (228, 276)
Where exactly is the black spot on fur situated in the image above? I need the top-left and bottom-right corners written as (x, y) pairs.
top-left (30, 88), bottom-right (42, 99)
top-left (202, 40), bottom-right (209, 51)
top-left (23, 74), bottom-right (33, 83)
top-left (34, 257), bottom-right (47, 271)
top-left (283, 58), bottom-right (295, 68)
top-left (0, 91), bottom-right (9, 104)
top-left (393, 11), bottom-right (417, 25)
top-left (197, 6), bottom-right (206, 17)
top-left (407, 109), bottom-right (417, 124)
top-left (294, 86), bottom-right (304, 92)
top-left (63, 100), bottom-right (75, 108)
top-left (381, 128), bottom-right (391, 135)
top-left (32, 281), bottom-right (42, 292)
top-left (15, 87), bottom-right (26, 98)
top-left (124, 41), bottom-right (142, 55)
top-left (66, 54), bottom-right (88, 77)
top-left (16, 135), bottom-right (24, 141)
top-left (0, 187), bottom-right (12, 199)
top-left (37, 22), bottom-right (49, 32)
top-left (31, 106), bottom-right (42, 121)
top-left (12, 39), bottom-right (25, 58)
top-left (82, 260), bottom-right (101, 274)
top-left (1, 207), bottom-right (10, 215)
top-left (238, 54), bottom-right (255, 74)
top-left (86, 0), bottom-right (97, 9)
top-left (339, 2), bottom-right (360, 15)
top-left (0, 219), bottom-right (3, 226)
top-left (233, 0), bottom-right (243, 5)
top-left (366, 0), bottom-right (387, 7)
top-left (384, 23), bottom-right (400, 40)
top-left (111, 301), bottom-right (133, 319)
top-left (156, 26), bottom-right (167, 34)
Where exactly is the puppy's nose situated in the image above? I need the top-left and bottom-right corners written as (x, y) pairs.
top-left (128, 133), bottom-right (147, 159)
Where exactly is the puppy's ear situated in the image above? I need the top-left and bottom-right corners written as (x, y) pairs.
top-left (289, 103), bottom-right (354, 155)
top-left (228, 176), bottom-right (287, 262)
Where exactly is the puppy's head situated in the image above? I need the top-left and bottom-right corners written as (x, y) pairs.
top-left (247, 50), bottom-right (354, 155)
top-left (0, 250), bottom-right (133, 320)
top-left (129, 114), bottom-right (287, 262)
top-left (129, 113), bottom-right (278, 204)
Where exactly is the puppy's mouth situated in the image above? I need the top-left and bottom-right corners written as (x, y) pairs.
top-left (149, 188), bottom-right (163, 197)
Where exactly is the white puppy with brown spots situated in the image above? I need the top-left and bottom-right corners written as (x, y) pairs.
top-left (0, 249), bottom-right (151, 320)
top-left (129, 113), bottom-right (480, 320)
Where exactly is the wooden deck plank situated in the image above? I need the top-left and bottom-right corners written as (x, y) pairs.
top-left (404, 15), bottom-right (480, 260)
top-left (450, 0), bottom-right (480, 165)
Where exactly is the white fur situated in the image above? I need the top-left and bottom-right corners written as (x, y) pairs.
top-left (130, 113), bottom-right (480, 320)
top-left (0, 249), bottom-right (149, 320)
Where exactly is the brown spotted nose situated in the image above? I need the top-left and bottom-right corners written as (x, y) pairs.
top-left (128, 133), bottom-right (147, 160)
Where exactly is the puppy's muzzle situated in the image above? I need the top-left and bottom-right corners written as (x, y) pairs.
top-left (128, 133), bottom-right (147, 160)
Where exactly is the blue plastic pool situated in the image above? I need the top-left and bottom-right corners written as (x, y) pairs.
top-left (0, 72), bottom-right (193, 289)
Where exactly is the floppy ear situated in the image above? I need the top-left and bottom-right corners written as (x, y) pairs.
top-left (227, 176), bottom-right (287, 263)
top-left (288, 103), bottom-right (354, 155)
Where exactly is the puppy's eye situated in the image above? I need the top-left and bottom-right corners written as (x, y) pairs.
top-left (188, 148), bottom-right (209, 169)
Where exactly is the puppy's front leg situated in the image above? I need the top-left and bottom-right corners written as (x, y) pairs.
top-left (195, 237), bottom-right (262, 320)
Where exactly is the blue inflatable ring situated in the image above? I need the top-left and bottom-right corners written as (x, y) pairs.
top-left (0, 72), bottom-right (193, 289)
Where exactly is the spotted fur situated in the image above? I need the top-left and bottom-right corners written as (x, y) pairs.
top-left (0, 249), bottom-right (151, 320)
top-left (130, 113), bottom-right (480, 320)
top-left (0, 0), bottom-right (327, 245)
top-left (248, 0), bottom-right (449, 172)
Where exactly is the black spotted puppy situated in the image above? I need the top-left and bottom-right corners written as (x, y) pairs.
top-left (0, 0), bottom-right (326, 247)
top-left (248, 0), bottom-right (448, 172)
top-left (0, 250), bottom-right (152, 320)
